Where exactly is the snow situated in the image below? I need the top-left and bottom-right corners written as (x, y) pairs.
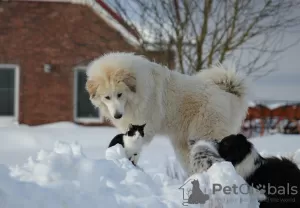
top-left (248, 101), bottom-right (257, 107)
top-left (265, 102), bottom-right (288, 110)
top-left (7, 143), bottom-right (166, 208)
top-left (177, 162), bottom-right (260, 208)
top-left (250, 134), bottom-right (300, 158)
top-left (246, 101), bottom-right (300, 109)
top-left (0, 122), bottom-right (299, 207)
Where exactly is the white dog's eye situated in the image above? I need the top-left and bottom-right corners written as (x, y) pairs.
top-left (105, 96), bottom-right (111, 100)
top-left (117, 93), bottom-right (122, 98)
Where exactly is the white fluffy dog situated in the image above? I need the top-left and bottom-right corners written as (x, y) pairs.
top-left (86, 52), bottom-right (249, 173)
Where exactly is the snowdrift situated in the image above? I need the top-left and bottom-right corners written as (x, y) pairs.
top-left (0, 141), bottom-right (261, 208)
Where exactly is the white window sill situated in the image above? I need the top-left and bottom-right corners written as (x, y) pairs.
top-left (74, 117), bottom-right (104, 124)
top-left (0, 117), bottom-right (19, 127)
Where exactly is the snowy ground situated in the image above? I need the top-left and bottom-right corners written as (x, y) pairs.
top-left (0, 122), bottom-right (299, 207)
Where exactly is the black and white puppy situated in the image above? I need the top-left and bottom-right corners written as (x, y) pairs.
top-left (108, 124), bottom-right (146, 166)
top-left (218, 134), bottom-right (300, 208)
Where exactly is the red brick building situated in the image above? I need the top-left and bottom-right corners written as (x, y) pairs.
top-left (243, 101), bottom-right (300, 136)
top-left (0, 0), bottom-right (173, 126)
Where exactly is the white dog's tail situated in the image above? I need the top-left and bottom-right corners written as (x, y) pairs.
top-left (197, 64), bottom-right (248, 98)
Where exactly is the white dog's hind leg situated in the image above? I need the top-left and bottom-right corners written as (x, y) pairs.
top-left (188, 139), bottom-right (224, 175)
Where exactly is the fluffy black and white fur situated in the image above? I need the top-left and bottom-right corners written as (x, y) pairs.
top-left (188, 139), bottom-right (224, 175)
top-left (218, 134), bottom-right (300, 208)
top-left (108, 124), bottom-right (146, 166)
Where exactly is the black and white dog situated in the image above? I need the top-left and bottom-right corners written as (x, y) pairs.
top-left (189, 134), bottom-right (300, 207)
top-left (108, 124), bottom-right (146, 166)
top-left (218, 134), bottom-right (300, 208)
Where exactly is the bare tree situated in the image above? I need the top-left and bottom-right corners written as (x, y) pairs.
top-left (106, 0), bottom-right (300, 76)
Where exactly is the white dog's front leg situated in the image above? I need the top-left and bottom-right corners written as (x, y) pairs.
top-left (143, 125), bottom-right (156, 144)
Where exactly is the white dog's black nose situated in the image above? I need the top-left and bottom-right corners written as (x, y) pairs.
top-left (114, 112), bottom-right (123, 119)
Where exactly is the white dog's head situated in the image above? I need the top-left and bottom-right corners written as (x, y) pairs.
top-left (85, 53), bottom-right (137, 120)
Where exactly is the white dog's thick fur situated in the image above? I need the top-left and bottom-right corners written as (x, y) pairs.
top-left (86, 52), bottom-right (249, 173)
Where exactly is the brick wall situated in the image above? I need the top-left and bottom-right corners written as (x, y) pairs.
top-left (0, 2), bottom-right (175, 125)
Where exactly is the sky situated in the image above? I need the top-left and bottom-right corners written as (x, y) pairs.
top-left (253, 32), bottom-right (300, 102)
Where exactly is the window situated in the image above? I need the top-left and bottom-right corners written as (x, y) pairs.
top-left (74, 68), bottom-right (102, 123)
top-left (0, 65), bottom-right (19, 123)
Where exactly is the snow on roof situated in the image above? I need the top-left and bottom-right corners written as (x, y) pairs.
top-left (248, 101), bottom-right (300, 109)
top-left (266, 102), bottom-right (289, 110)
top-left (13, 0), bottom-right (140, 47)
top-left (88, 0), bottom-right (140, 47)
top-left (248, 101), bottom-right (257, 107)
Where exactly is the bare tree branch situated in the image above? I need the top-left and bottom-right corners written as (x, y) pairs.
top-left (106, 0), bottom-right (300, 76)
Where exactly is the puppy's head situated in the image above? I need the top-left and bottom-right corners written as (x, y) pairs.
top-left (86, 67), bottom-right (136, 120)
top-left (218, 134), bottom-right (252, 166)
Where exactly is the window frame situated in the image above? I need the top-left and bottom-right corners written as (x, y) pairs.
top-left (73, 67), bottom-right (103, 123)
top-left (0, 64), bottom-right (20, 124)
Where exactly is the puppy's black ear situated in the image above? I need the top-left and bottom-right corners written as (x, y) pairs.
top-left (128, 124), bottom-right (133, 130)
top-left (236, 134), bottom-right (247, 140)
top-left (141, 123), bottom-right (146, 128)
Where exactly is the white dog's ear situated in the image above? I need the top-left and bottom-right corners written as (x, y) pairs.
top-left (124, 74), bottom-right (136, 93)
top-left (86, 80), bottom-right (99, 98)
top-left (115, 70), bottom-right (136, 93)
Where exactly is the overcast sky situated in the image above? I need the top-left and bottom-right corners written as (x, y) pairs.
top-left (253, 32), bottom-right (300, 102)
